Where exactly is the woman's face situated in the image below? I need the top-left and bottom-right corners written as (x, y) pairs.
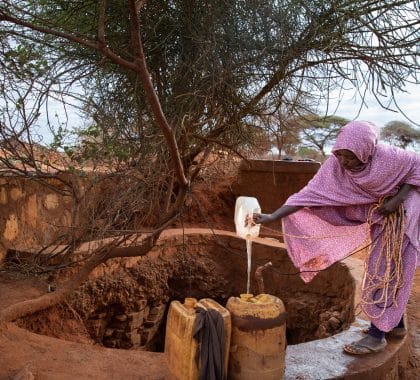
top-left (334, 149), bottom-right (365, 171)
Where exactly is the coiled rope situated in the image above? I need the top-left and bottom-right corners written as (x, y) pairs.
top-left (360, 200), bottom-right (405, 319)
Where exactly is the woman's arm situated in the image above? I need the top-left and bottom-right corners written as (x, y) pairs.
top-left (252, 205), bottom-right (303, 225)
top-left (377, 183), bottom-right (414, 216)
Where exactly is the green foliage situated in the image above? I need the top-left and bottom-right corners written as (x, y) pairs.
top-left (3, 43), bottom-right (49, 80)
top-left (50, 126), bottom-right (64, 149)
top-left (297, 146), bottom-right (322, 161)
top-left (380, 121), bottom-right (420, 150)
top-left (295, 114), bottom-right (349, 156)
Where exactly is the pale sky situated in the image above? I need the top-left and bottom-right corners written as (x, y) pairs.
top-left (38, 81), bottom-right (419, 148)
top-left (325, 82), bottom-right (419, 130)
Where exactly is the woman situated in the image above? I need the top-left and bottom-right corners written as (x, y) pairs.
top-left (253, 120), bottom-right (419, 355)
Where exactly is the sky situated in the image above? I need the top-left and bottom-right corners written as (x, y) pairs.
top-left (37, 81), bottom-right (419, 149)
top-left (325, 82), bottom-right (419, 130)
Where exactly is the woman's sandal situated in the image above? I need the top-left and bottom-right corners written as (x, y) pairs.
top-left (343, 335), bottom-right (387, 355)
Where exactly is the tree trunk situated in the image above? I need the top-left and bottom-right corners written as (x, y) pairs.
top-left (0, 255), bottom-right (103, 323)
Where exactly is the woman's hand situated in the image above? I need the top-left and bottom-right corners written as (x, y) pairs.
top-left (246, 213), bottom-right (273, 226)
top-left (377, 196), bottom-right (403, 216)
top-left (244, 205), bottom-right (303, 227)
top-left (377, 183), bottom-right (413, 216)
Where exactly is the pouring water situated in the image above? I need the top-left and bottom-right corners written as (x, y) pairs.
top-left (246, 238), bottom-right (252, 294)
top-left (234, 197), bottom-right (261, 294)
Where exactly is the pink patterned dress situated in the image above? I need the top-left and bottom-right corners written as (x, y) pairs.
top-left (283, 121), bottom-right (420, 331)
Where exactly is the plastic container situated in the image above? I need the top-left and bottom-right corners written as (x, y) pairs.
top-left (226, 293), bottom-right (287, 380)
top-left (234, 196), bottom-right (261, 239)
top-left (164, 298), bottom-right (231, 380)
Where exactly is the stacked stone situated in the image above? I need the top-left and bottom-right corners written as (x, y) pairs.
top-left (87, 301), bottom-right (166, 350)
top-left (139, 304), bottom-right (165, 350)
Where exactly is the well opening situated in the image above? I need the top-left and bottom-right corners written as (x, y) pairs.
top-left (17, 233), bottom-right (356, 351)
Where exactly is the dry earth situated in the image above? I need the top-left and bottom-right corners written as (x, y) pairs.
top-left (0, 174), bottom-right (419, 379)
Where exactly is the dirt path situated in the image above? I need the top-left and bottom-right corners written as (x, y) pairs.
top-left (406, 269), bottom-right (420, 379)
top-left (349, 250), bottom-right (420, 380)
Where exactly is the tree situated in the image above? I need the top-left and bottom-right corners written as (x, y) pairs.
top-left (0, 0), bottom-right (419, 323)
top-left (297, 146), bottom-right (323, 161)
top-left (293, 114), bottom-right (349, 157)
top-left (260, 109), bottom-right (304, 160)
top-left (380, 121), bottom-right (420, 150)
top-left (262, 116), bottom-right (301, 159)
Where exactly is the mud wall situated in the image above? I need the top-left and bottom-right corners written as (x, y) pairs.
top-left (0, 176), bottom-right (73, 262)
top-left (233, 159), bottom-right (320, 215)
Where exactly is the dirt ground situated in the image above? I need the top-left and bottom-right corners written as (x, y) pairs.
top-left (0, 173), bottom-right (419, 379)
top-left (405, 270), bottom-right (420, 378)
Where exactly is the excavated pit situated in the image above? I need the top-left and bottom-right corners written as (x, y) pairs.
top-left (18, 232), bottom-right (356, 351)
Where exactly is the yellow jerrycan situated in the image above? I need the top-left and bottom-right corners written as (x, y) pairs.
top-left (164, 297), bottom-right (231, 380)
top-left (226, 293), bottom-right (287, 380)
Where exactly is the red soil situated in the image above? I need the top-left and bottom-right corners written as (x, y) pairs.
top-left (0, 172), bottom-right (419, 379)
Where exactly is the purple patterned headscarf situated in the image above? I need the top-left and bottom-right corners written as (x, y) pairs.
top-left (332, 120), bottom-right (379, 163)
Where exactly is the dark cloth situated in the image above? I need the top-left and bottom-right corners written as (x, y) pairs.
top-left (368, 323), bottom-right (385, 339)
top-left (193, 306), bottom-right (226, 380)
top-left (369, 316), bottom-right (404, 339)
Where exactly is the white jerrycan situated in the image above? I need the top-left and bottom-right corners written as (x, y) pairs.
top-left (234, 196), bottom-right (261, 240)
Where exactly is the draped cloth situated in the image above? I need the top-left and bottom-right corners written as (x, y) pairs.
top-left (282, 121), bottom-right (420, 331)
top-left (193, 307), bottom-right (226, 380)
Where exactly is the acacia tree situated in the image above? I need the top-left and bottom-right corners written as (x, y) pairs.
top-left (295, 114), bottom-right (349, 157)
top-left (258, 83), bottom-right (322, 159)
top-left (261, 118), bottom-right (300, 159)
top-left (0, 0), bottom-right (419, 323)
top-left (259, 110), bottom-right (304, 159)
top-left (380, 120), bottom-right (420, 150)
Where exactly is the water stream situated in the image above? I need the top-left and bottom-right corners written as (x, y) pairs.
top-left (246, 238), bottom-right (252, 294)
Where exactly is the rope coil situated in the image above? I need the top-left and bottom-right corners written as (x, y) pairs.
top-left (360, 200), bottom-right (405, 319)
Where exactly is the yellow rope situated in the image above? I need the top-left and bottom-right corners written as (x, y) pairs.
top-left (360, 200), bottom-right (405, 319)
